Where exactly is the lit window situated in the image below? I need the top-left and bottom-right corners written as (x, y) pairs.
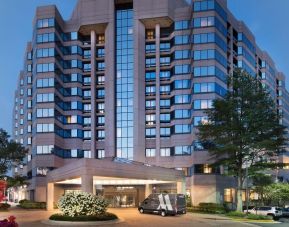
top-left (145, 148), bottom-right (155, 157)
top-left (160, 148), bottom-right (170, 157)
top-left (97, 149), bottom-right (105, 159)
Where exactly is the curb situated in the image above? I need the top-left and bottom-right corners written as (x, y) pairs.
top-left (41, 218), bottom-right (124, 226)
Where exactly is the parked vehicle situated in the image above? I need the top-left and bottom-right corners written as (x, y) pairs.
top-left (244, 206), bottom-right (282, 218)
top-left (282, 207), bottom-right (289, 217)
top-left (243, 206), bottom-right (255, 213)
top-left (138, 193), bottom-right (186, 217)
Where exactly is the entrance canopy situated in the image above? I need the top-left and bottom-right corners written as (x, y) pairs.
top-left (47, 157), bottom-right (185, 183)
top-left (56, 176), bottom-right (173, 185)
top-left (46, 158), bottom-right (186, 210)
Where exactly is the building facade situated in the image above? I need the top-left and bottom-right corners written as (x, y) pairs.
top-left (12, 0), bottom-right (289, 207)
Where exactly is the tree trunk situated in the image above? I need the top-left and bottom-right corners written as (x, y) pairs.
top-left (236, 175), bottom-right (243, 212)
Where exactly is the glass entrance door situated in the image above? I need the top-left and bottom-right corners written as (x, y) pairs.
top-left (104, 186), bottom-right (137, 208)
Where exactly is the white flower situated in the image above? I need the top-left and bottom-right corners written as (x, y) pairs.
top-left (58, 192), bottom-right (108, 217)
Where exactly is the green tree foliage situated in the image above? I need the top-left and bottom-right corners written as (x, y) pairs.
top-left (7, 175), bottom-right (28, 188)
top-left (252, 174), bottom-right (274, 205)
top-left (0, 129), bottom-right (28, 176)
top-left (197, 69), bottom-right (287, 211)
top-left (263, 183), bottom-right (289, 206)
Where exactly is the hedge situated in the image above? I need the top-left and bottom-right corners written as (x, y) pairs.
top-left (187, 203), bottom-right (227, 214)
top-left (0, 203), bottom-right (11, 211)
top-left (49, 212), bottom-right (118, 222)
top-left (18, 200), bottom-right (46, 209)
top-left (226, 211), bottom-right (272, 220)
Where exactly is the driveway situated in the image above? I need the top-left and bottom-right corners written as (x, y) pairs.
top-left (0, 208), bottom-right (260, 227)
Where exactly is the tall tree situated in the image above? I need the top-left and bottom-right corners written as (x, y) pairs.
top-left (252, 174), bottom-right (274, 205)
top-left (197, 69), bottom-right (287, 212)
top-left (263, 183), bottom-right (289, 206)
top-left (0, 129), bottom-right (27, 176)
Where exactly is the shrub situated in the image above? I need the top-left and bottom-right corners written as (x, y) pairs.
top-left (246, 214), bottom-right (272, 220)
top-left (0, 203), bottom-right (11, 211)
top-left (18, 200), bottom-right (46, 209)
top-left (226, 211), bottom-right (246, 218)
top-left (186, 204), bottom-right (226, 214)
top-left (18, 199), bottom-right (29, 205)
top-left (58, 192), bottom-right (108, 217)
top-left (198, 203), bottom-right (226, 214)
top-left (0, 216), bottom-right (18, 227)
top-left (226, 211), bottom-right (272, 220)
top-left (49, 212), bottom-right (118, 222)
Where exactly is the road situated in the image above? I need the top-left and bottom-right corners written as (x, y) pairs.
top-left (0, 208), bottom-right (262, 227)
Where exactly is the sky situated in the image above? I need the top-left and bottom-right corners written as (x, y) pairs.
top-left (0, 0), bottom-right (289, 135)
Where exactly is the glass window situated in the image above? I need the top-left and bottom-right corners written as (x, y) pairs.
top-left (160, 99), bottom-right (170, 108)
top-left (146, 114), bottom-right (156, 125)
top-left (145, 128), bottom-right (156, 138)
top-left (174, 20), bottom-right (189, 30)
top-left (160, 148), bottom-right (171, 156)
top-left (174, 109), bottom-right (191, 119)
top-left (160, 128), bottom-right (170, 137)
top-left (174, 95), bottom-right (190, 104)
top-left (194, 116), bottom-right (208, 126)
top-left (174, 124), bottom-right (191, 134)
top-left (97, 150), bottom-right (105, 159)
top-left (146, 100), bottom-right (156, 109)
top-left (174, 35), bottom-right (189, 45)
top-left (174, 146), bottom-right (191, 156)
top-left (194, 99), bottom-right (213, 109)
top-left (174, 50), bottom-right (190, 60)
top-left (160, 113), bottom-right (170, 122)
top-left (145, 148), bottom-right (155, 157)
top-left (160, 71), bottom-right (171, 79)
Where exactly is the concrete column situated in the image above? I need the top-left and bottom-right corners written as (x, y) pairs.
top-left (104, 13), bottom-right (116, 158)
top-left (145, 184), bottom-right (152, 198)
top-left (155, 24), bottom-right (161, 162)
top-left (90, 30), bottom-right (97, 158)
top-left (81, 175), bottom-right (94, 194)
top-left (177, 179), bottom-right (186, 194)
top-left (47, 183), bottom-right (54, 211)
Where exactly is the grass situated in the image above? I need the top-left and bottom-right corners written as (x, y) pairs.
top-left (225, 211), bottom-right (274, 221)
top-left (49, 212), bottom-right (118, 222)
top-left (187, 208), bottom-right (275, 222)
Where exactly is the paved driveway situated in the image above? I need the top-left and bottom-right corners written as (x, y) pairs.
top-left (0, 208), bottom-right (260, 227)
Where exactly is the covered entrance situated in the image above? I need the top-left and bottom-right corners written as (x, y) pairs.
top-left (46, 158), bottom-right (186, 210)
top-left (104, 186), bottom-right (137, 207)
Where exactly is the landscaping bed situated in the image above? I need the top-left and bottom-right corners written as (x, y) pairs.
top-left (187, 205), bottom-right (275, 222)
top-left (18, 199), bottom-right (46, 209)
top-left (49, 212), bottom-right (118, 222)
top-left (0, 203), bottom-right (11, 211)
top-left (187, 203), bottom-right (228, 214)
top-left (226, 211), bottom-right (272, 220)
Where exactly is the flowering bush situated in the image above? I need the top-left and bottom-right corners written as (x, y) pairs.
top-left (0, 216), bottom-right (18, 227)
top-left (58, 192), bottom-right (108, 217)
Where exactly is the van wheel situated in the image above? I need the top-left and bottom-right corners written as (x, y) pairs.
top-left (139, 208), bottom-right (144, 214)
top-left (161, 210), bottom-right (166, 217)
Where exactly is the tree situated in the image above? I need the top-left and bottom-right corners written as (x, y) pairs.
top-left (0, 129), bottom-right (28, 176)
top-left (252, 174), bottom-right (274, 205)
top-left (197, 69), bottom-right (287, 212)
top-left (7, 175), bottom-right (28, 188)
top-left (263, 183), bottom-right (289, 206)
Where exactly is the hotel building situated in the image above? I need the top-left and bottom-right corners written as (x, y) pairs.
top-left (12, 0), bottom-right (289, 208)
